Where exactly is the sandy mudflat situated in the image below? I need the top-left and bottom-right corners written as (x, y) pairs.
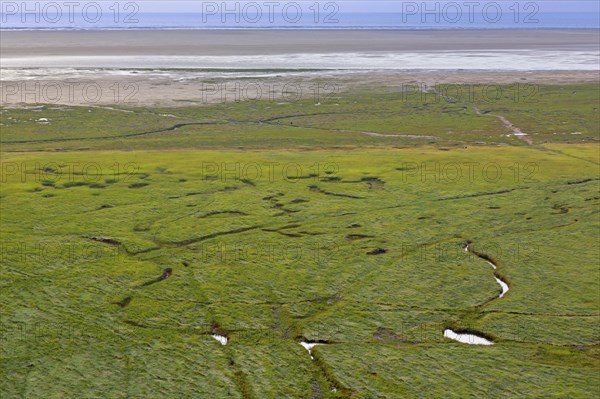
top-left (1, 70), bottom-right (598, 107)
top-left (1, 29), bottom-right (598, 106)
top-left (1, 29), bottom-right (598, 71)
top-left (2, 29), bottom-right (599, 57)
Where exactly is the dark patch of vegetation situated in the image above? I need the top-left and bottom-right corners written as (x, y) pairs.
top-left (240, 178), bottom-right (256, 186)
top-left (128, 182), bottom-right (149, 189)
top-left (113, 296), bottom-right (132, 308)
top-left (197, 210), bottom-right (248, 218)
top-left (290, 198), bottom-right (309, 204)
top-left (84, 236), bottom-right (121, 245)
top-left (263, 193), bottom-right (285, 200)
top-left (141, 268), bottom-right (173, 287)
top-left (308, 185), bottom-right (365, 199)
top-left (366, 248), bottom-right (387, 255)
top-left (63, 181), bottom-right (90, 188)
top-left (566, 178), bottom-right (599, 185)
top-left (346, 234), bottom-right (374, 241)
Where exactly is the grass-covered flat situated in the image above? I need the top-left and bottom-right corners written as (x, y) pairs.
top-left (1, 83), bottom-right (598, 151)
top-left (1, 84), bottom-right (599, 398)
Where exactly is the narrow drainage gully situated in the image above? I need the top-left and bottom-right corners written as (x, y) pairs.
top-left (495, 277), bottom-right (509, 298)
top-left (464, 242), bottom-right (509, 299)
top-left (300, 342), bottom-right (322, 360)
top-left (299, 342), bottom-right (340, 394)
top-left (444, 241), bottom-right (512, 345)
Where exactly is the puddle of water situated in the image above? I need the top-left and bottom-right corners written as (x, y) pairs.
top-left (444, 329), bottom-right (494, 345)
top-left (212, 334), bottom-right (228, 345)
top-left (300, 342), bottom-right (322, 359)
top-left (486, 261), bottom-right (497, 270)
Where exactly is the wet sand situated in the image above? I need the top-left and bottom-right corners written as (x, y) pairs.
top-left (1, 29), bottom-right (597, 106)
top-left (1, 70), bottom-right (598, 107)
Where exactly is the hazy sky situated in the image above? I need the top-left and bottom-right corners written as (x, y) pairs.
top-left (145, 1), bottom-right (598, 13)
top-left (9, 1), bottom-right (600, 13)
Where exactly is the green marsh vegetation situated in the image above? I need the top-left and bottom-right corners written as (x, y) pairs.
top-left (1, 83), bottom-right (598, 398)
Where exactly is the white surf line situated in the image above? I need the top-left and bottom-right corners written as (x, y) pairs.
top-left (300, 342), bottom-right (323, 360)
top-left (443, 329), bottom-right (494, 345)
top-left (211, 334), bottom-right (228, 345)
